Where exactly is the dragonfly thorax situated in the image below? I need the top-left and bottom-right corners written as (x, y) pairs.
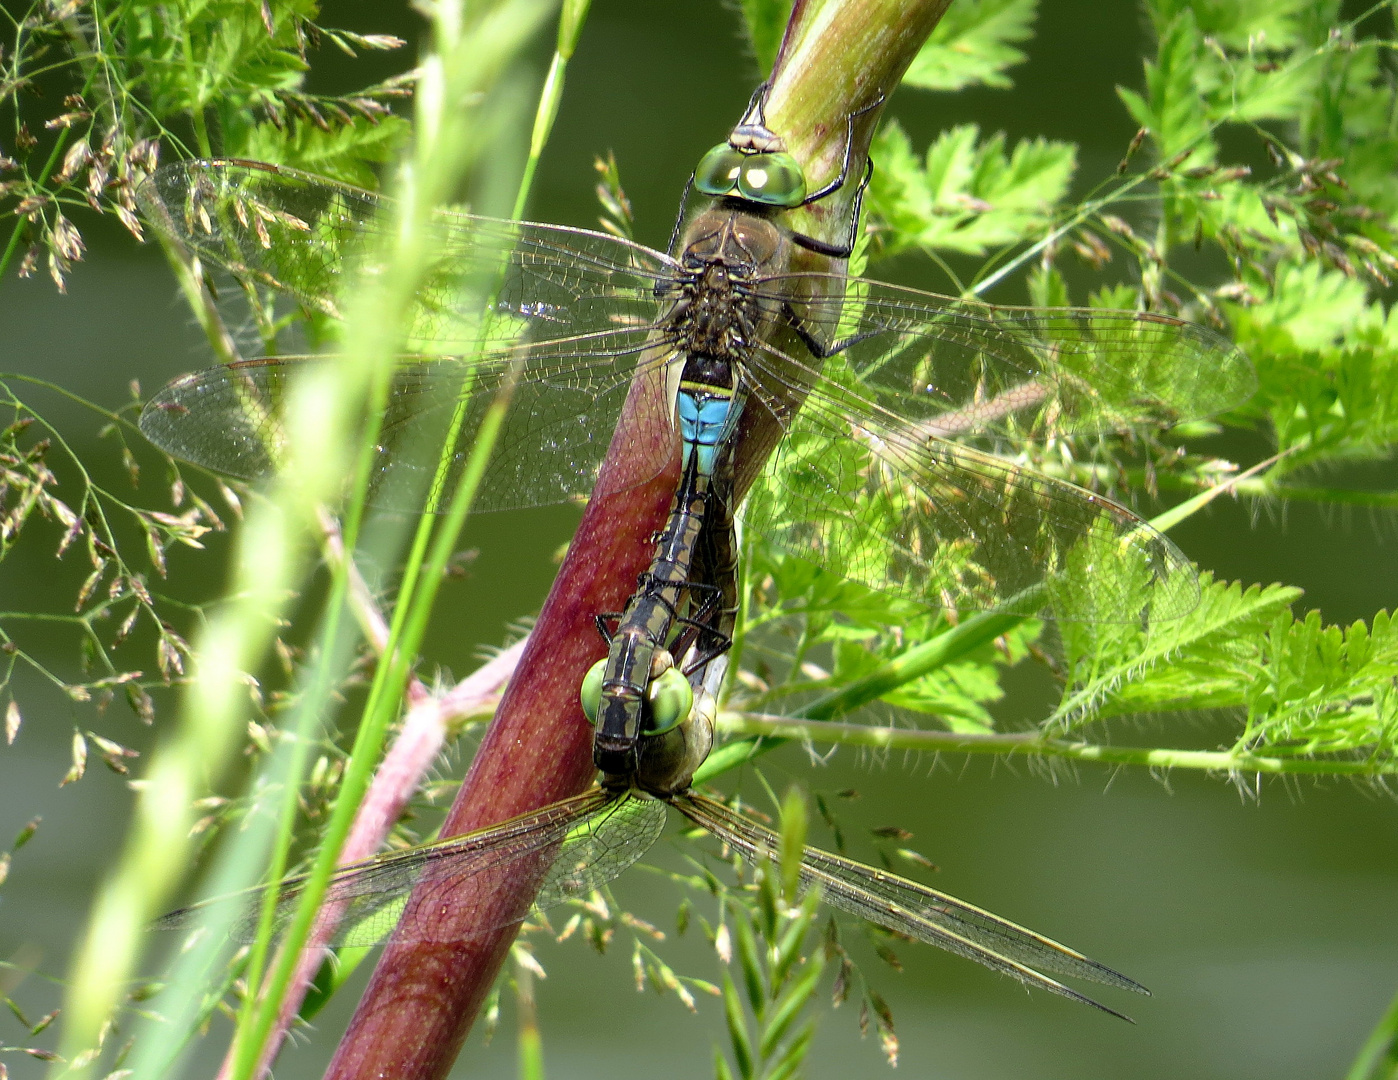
top-left (679, 208), bottom-right (790, 274)
top-left (666, 209), bottom-right (789, 359)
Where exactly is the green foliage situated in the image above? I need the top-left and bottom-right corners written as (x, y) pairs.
top-left (867, 120), bottom-right (1076, 257)
top-left (0, 0), bottom-right (410, 288)
top-left (737, 542), bottom-right (1038, 733)
top-left (742, 0), bottom-right (796, 75)
top-left (8, 0), bottom-right (1398, 1074)
top-left (1051, 575), bottom-right (1398, 770)
top-left (728, 0), bottom-right (1398, 797)
top-left (902, 0), bottom-right (1037, 92)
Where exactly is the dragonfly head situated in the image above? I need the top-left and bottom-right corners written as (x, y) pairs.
top-left (582, 651), bottom-right (708, 793)
top-left (694, 142), bottom-right (807, 209)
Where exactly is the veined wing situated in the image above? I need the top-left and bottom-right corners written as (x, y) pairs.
top-left (136, 159), bottom-right (677, 350)
top-left (137, 160), bottom-right (688, 511)
top-left (672, 790), bottom-right (1146, 1019)
top-left (140, 337), bottom-right (682, 513)
top-left (758, 272), bottom-right (1255, 441)
top-left (735, 281), bottom-right (1255, 622)
top-left (741, 339), bottom-right (1197, 622)
top-left (152, 789), bottom-right (666, 948)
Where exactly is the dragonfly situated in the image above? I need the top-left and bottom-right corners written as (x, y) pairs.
top-left (145, 86), bottom-right (1254, 1015)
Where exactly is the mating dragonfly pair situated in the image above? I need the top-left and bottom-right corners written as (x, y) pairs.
top-left (144, 85), bottom-right (1253, 1017)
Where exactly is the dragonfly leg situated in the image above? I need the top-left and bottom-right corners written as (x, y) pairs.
top-left (666, 173), bottom-right (696, 258)
top-left (667, 584), bottom-right (733, 673)
top-left (783, 90), bottom-right (882, 258)
top-left (678, 631), bottom-right (733, 676)
top-left (594, 612), bottom-right (623, 645)
top-left (782, 296), bottom-right (882, 359)
top-left (799, 92), bottom-right (884, 206)
top-left (787, 158), bottom-right (873, 259)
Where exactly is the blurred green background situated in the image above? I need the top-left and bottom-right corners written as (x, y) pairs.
top-left (2, 0), bottom-right (1397, 1077)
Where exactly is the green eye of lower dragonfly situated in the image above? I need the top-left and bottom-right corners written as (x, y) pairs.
top-left (644, 667), bottom-right (693, 735)
top-left (580, 659), bottom-right (605, 724)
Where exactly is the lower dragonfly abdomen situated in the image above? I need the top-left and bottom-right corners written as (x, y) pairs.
top-left (588, 370), bottom-right (743, 789)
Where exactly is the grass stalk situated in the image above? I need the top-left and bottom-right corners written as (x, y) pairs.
top-left (225, 3), bottom-right (559, 1076)
top-left (713, 711), bottom-right (1398, 778)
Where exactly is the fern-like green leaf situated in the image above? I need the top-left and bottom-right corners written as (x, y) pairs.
top-left (902, 0), bottom-right (1037, 92)
top-left (868, 120), bottom-right (1075, 256)
top-left (1117, 9), bottom-right (1215, 167)
top-left (1054, 575), bottom-right (1302, 724)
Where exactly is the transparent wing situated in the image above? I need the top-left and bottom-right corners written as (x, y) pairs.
top-left (672, 791), bottom-right (1145, 1019)
top-left (140, 342), bottom-right (679, 512)
top-left (761, 273), bottom-right (1256, 434)
top-left (136, 159), bottom-right (683, 510)
top-left (741, 347), bottom-right (1197, 623)
top-left (137, 159), bottom-right (675, 343)
top-left (152, 789), bottom-right (666, 948)
top-left (735, 275), bottom-right (1255, 623)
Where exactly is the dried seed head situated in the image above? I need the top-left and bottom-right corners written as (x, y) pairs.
top-left (56, 140), bottom-right (91, 182)
top-left (52, 213), bottom-right (84, 261)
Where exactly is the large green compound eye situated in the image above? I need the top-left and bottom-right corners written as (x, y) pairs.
top-left (645, 667), bottom-right (694, 735)
top-left (736, 152), bottom-right (807, 207)
top-left (694, 145), bottom-right (746, 196)
top-left (580, 659), bottom-right (606, 725)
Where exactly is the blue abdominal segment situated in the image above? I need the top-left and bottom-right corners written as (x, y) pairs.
top-left (678, 385), bottom-right (738, 477)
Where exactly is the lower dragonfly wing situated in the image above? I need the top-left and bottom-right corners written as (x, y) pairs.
top-left (153, 789), bottom-right (666, 949)
top-left (672, 790), bottom-right (1145, 1019)
top-left (739, 341), bottom-right (1198, 624)
top-left (140, 335), bottom-right (682, 513)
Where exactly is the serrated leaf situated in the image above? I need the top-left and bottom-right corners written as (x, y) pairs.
top-left (869, 121), bottom-right (1075, 257)
top-left (1117, 9), bottom-right (1215, 167)
top-left (232, 115), bottom-right (411, 189)
top-left (903, 0), bottom-right (1037, 92)
top-left (1055, 576), bottom-right (1301, 724)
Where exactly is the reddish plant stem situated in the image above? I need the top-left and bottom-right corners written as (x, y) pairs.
top-left (223, 639), bottom-right (526, 1080)
top-left (323, 363), bottom-right (678, 1080)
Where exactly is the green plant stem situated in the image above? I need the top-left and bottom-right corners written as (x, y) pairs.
top-left (713, 711), bottom-right (1398, 777)
top-left (1348, 984), bottom-right (1398, 1080)
top-left (514, 957), bottom-right (546, 1080)
top-left (695, 610), bottom-right (1020, 784)
top-left (228, 4), bottom-right (558, 1074)
top-left (228, 580), bottom-right (365, 1077)
top-left (511, 0), bottom-right (591, 222)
